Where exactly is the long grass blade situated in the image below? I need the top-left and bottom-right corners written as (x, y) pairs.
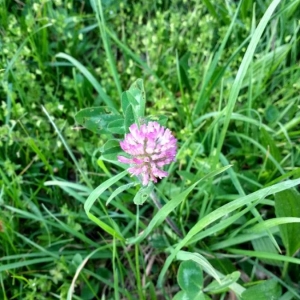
top-left (157, 177), bottom-right (300, 287)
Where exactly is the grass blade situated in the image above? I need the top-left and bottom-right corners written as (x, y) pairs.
top-left (126, 165), bottom-right (232, 244)
top-left (84, 171), bottom-right (127, 241)
top-left (214, 0), bottom-right (281, 163)
top-left (157, 178), bottom-right (300, 287)
top-left (55, 53), bottom-right (118, 112)
top-left (92, 0), bottom-right (122, 99)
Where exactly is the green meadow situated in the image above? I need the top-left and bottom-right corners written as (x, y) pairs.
top-left (1, 0), bottom-right (300, 299)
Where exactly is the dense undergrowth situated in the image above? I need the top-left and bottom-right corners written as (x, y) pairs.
top-left (1, 0), bottom-right (300, 299)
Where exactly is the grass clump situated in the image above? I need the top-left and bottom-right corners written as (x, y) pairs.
top-left (1, 0), bottom-right (300, 299)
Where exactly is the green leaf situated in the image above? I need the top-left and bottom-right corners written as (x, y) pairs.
top-left (121, 88), bottom-right (130, 114)
top-left (177, 260), bottom-right (203, 294)
top-left (107, 119), bottom-right (125, 134)
top-left (173, 291), bottom-right (207, 300)
top-left (177, 171), bottom-right (195, 182)
top-left (133, 184), bottom-right (154, 205)
top-left (157, 178), bottom-right (300, 288)
top-left (126, 165), bottom-right (232, 244)
top-left (100, 139), bottom-right (122, 162)
top-left (121, 79), bottom-right (166, 130)
top-left (227, 248), bottom-right (300, 265)
top-left (128, 78), bottom-right (146, 118)
top-left (106, 183), bottom-right (136, 206)
top-left (213, 0), bottom-right (281, 166)
top-left (121, 79), bottom-right (146, 125)
top-left (84, 171), bottom-right (127, 241)
top-left (247, 217), bottom-right (300, 234)
top-left (172, 291), bottom-right (188, 300)
top-left (204, 271), bottom-right (240, 294)
top-left (144, 115), bottom-right (169, 127)
top-left (265, 105), bottom-right (279, 123)
top-left (56, 53), bottom-right (118, 112)
top-left (81, 279), bottom-right (99, 300)
top-left (260, 127), bottom-right (282, 170)
top-left (101, 139), bottom-right (120, 152)
top-left (252, 237), bottom-right (282, 266)
top-left (67, 248), bottom-right (104, 300)
top-left (0, 257), bottom-right (54, 272)
top-left (124, 103), bottom-right (135, 131)
top-left (71, 253), bottom-right (83, 268)
top-left (241, 279), bottom-right (281, 300)
top-left (177, 251), bottom-right (220, 283)
top-left (275, 189), bottom-right (300, 256)
top-left (242, 45), bottom-right (291, 90)
top-left (209, 258), bottom-right (236, 275)
top-left (75, 107), bottom-right (123, 134)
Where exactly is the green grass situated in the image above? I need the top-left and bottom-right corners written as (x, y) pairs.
top-left (1, 0), bottom-right (300, 299)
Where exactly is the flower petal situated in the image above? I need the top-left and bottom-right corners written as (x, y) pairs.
top-left (119, 121), bottom-right (177, 185)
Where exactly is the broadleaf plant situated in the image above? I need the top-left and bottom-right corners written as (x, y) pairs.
top-left (275, 189), bottom-right (300, 256)
top-left (75, 79), bottom-right (181, 244)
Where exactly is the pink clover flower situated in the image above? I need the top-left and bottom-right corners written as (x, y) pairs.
top-left (118, 122), bottom-right (177, 186)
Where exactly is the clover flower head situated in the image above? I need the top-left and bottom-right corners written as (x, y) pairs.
top-left (118, 121), bottom-right (177, 186)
